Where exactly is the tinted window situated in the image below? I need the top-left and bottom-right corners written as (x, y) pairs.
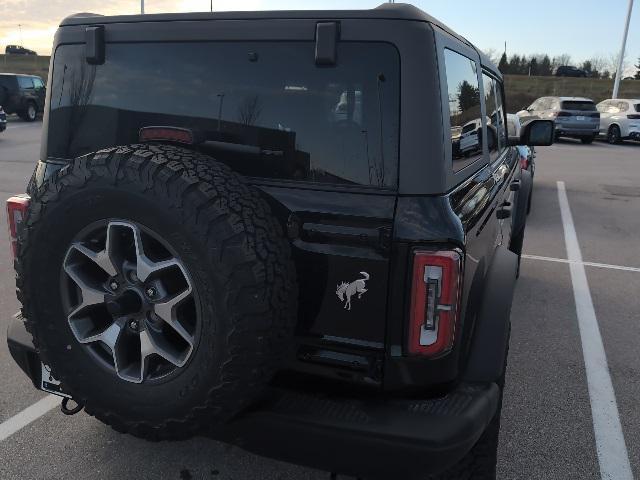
top-left (561, 101), bottom-right (596, 111)
top-left (634, 103), bottom-right (640, 113)
top-left (444, 49), bottom-right (483, 172)
top-left (48, 42), bottom-right (400, 188)
top-left (18, 77), bottom-right (34, 89)
top-left (33, 77), bottom-right (44, 89)
top-left (482, 74), bottom-right (499, 162)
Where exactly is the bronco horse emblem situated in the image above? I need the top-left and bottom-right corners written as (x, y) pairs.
top-left (336, 272), bottom-right (370, 310)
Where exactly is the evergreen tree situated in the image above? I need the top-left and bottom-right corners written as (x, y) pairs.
top-left (509, 54), bottom-right (522, 74)
top-left (498, 52), bottom-right (509, 74)
top-left (539, 55), bottom-right (552, 76)
top-left (529, 57), bottom-right (539, 76)
top-left (457, 81), bottom-right (480, 112)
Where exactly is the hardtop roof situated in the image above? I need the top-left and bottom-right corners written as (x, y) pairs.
top-left (59, 3), bottom-right (501, 77)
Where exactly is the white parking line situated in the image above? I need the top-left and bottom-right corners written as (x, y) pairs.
top-left (522, 254), bottom-right (640, 273)
top-left (0, 395), bottom-right (59, 442)
top-left (557, 181), bottom-right (633, 480)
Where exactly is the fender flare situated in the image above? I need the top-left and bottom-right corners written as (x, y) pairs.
top-left (462, 246), bottom-right (518, 383)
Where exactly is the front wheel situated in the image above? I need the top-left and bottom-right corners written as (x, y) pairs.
top-left (607, 125), bottom-right (622, 145)
top-left (20, 101), bottom-right (37, 122)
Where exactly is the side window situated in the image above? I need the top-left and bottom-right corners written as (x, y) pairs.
top-left (33, 78), bottom-right (44, 89)
top-left (494, 79), bottom-right (507, 153)
top-left (17, 77), bottom-right (34, 89)
top-left (444, 49), bottom-right (483, 172)
top-left (482, 74), bottom-right (499, 162)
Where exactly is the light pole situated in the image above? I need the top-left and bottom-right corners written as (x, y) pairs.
top-left (18, 24), bottom-right (23, 45)
top-left (141, 0), bottom-right (145, 14)
top-left (612, 0), bottom-right (634, 98)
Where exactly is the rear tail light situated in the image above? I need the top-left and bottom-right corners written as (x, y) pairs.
top-left (520, 155), bottom-right (528, 170)
top-left (139, 126), bottom-right (195, 144)
top-left (6, 195), bottom-right (30, 259)
top-left (628, 114), bottom-right (640, 120)
top-left (589, 112), bottom-right (600, 118)
top-left (408, 250), bottom-right (463, 357)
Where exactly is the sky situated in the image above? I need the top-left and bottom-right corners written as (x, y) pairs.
top-left (1, 0), bottom-right (639, 74)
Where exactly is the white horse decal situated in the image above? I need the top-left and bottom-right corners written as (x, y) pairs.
top-left (336, 272), bottom-right (370, 310)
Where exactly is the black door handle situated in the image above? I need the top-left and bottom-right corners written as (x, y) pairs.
top-left (497, 202), bottom-right (512, 219)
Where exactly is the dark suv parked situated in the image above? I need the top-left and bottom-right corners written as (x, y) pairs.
top-left (554, 65), bottom-right (587, 77)
top-left (5, 45), bottom-right (37, 55)
top-left (6, 5), bottom-right (552, 479)
top-left (0, 73), bottom-right (46, 121)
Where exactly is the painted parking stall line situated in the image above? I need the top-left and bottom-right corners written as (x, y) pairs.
top-left (522, 254), bottom-right (640, 274)
top-left (0, 395), bottom-right (59, 442)
top-left (557, 181), bottom-right (633, 480)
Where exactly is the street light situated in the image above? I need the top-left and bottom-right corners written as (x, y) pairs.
top-left (612, 0), bottom-right (634, 99)
top-left (141, 0), bottom-right (145, 14)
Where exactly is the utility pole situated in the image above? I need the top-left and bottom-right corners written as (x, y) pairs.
top-left (613, 0), bottom-right (634, 98)
top-left (18, 24), bottom-right (23, 45)
top-left (210, 0), bottom-right (213, 12)
top-left (141, 0), bottom-right (145, 14)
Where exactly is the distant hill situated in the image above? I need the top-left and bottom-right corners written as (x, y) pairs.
top-left (0, 54), bottom-right (50, 79)
top-left (504, 75), bottom-right (640, 113)
top-left (2, 55), bottom-right (639, 113)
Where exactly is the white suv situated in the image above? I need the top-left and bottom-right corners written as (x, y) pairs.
top-left (596, 99), bottom-right (640, 144)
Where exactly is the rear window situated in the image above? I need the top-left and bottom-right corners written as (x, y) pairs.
top-left (47, 42), bottom-right (400, 188)
top-left (634, 104), bottom-right (640, 113)
top-left (561, 101), bottom-right (596, 111)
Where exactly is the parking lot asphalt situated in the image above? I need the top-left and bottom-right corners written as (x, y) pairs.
top-left (0, 119), bottom-right (639, 479)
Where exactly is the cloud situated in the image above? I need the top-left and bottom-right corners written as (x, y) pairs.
top-left (0, 0), bottom-right (266, 55)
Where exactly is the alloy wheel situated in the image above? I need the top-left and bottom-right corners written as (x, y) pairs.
top-left (62, 220), bottom-right (199, 383)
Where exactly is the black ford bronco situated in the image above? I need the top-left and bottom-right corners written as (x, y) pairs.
top-left (6, 4), bottom-right (553, 479)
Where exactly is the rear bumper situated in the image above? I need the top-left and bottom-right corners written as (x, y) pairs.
top-left (7, 314), bottom-right (499, 478)
top-left (555, 125), bottom-right (598, 137)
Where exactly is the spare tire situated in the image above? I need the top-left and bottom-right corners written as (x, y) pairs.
top-left (17, 144), bottom-right (296, 440)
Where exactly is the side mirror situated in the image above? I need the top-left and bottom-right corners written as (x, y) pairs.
top-left (508, 119), bottom-right (554, 146)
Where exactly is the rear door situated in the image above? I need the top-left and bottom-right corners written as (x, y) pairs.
top-left (46, 39), bottom-right (401, 352)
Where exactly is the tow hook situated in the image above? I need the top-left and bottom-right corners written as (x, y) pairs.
top-left (60, 397), bottom-right (85, 416)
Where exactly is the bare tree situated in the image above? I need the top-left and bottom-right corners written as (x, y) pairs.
top-left (237, 94), bottom-right (263, 126)
top-left (588, 56), bottom-right (607, 77)
top-left (607, 52), bottom-right (629, 78)
top-left (553, 53), bottom-right (572, 68)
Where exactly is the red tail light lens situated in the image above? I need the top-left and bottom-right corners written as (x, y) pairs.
top-left (408, 250), bottom-right (463, 357)
top-left (628, 114), bottom-right (640, 120)
top-left (520, 155), bottom-right (528, 170)
top-left (139, 126), bottom-right (194, 144)
top-left (6, 195), bottom-right (30, 259)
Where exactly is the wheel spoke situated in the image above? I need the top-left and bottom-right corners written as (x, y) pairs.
top-left (71, 243), bottom-right (118, 277)
top-left (153, 288), bottom-right (194, 346)
top-left (140, 328), bottom-right (189, 370)
top-left (64, 264), bottom-right (107, 319)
